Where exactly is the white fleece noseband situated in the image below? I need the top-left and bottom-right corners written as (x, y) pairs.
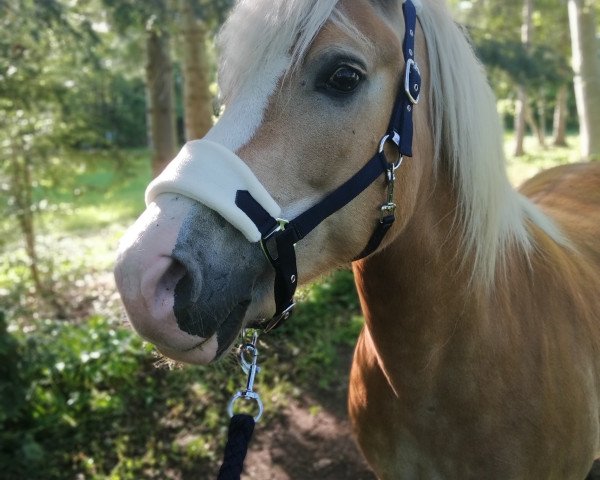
top-left (145, 139), bottom-right (281, 242)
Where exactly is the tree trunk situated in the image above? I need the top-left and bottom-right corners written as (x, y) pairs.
top-left (146, 29), bottom-right (177, 177)
top-left (10, 151), bottom-right (65, 318)
top-left (514, 87), bottom-right (527, 156)
top-left (525, 97), bottom-right (546, 148)
top-left (180, 1), bottom-right (213, 141)
top-left (568, 0), bottom-right (600, 160)
top-left (514, 0), bottom-right (534, 157)
top-left (537, 97), bottom-right (546, 145)
top-left (11, 155), bottom-right (43, 298)
top-left (552, 85), bottom-right (568, 147)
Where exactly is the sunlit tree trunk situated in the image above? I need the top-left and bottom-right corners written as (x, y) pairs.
top-left (514, 0), bottom-right (534, 156)
top-left (552, 85), bottom-right (568, 147)
top-left (9, 147), bottom-right (65, 318)
top-left (179, 0), bottom-right (213, 141)
top-left (568, 0), bottom-right (600, 160)
top-left (524, 100), bottom-right (546, 149)
top-left (11, 155), bottom-right (42, 298)
top-left (146, 29), bottom-right (177, 177)
top-left (514, 88), bottom-right (527, 156)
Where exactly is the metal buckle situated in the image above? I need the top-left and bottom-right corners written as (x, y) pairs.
top-left (260, 218), bottom-right (289, 264)
top-left (404, 58), bottom-right (421, 105)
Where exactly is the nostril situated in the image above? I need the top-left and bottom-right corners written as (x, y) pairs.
top-left (158, 258), bottom-right (186, 297)
top-left (140, 256), bottom-right (187, 319)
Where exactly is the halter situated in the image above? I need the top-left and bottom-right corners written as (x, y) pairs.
top-left (236, 0), bottom-right (421, 330)
top-left (146, 0), bottom-right (421, 333)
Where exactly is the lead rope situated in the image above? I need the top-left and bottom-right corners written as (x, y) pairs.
top-left (217, 331), bottom-right (263, 480)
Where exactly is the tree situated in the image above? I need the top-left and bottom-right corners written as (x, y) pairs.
top-left (514, 0), bottom-right (535, 156)
top-left (0, 0), bottom-right (97, 317)
top-left (179, 0), bottom-right (213, 141)
top-left (568, 0), bottom-right (600, 160)
top-left (1, 0), bottom-right (148, 317)
top-left (454, 0), bottom-right (573, 153)
top-left (552, 84), bottom-right (569, 146)
top-left (176, 0), bottom-right (235, 141)
top-left (102, 0), bottom-right (234, 175)
top-left (102, 0), bottom-right (178, 176)
top-left (146, 24), bottom-right (177, 176)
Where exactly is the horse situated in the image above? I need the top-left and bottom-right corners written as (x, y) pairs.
top-left (114, 0), bottom-right (600, 477)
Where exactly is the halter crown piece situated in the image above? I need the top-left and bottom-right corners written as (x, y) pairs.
top-left (146, 0), bottom-right (421, 332)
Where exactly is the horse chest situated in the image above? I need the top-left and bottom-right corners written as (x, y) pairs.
top-left (348, 329), bottom-right (597, 479)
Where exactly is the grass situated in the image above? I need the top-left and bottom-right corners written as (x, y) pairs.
top-left (0, 133), bottom-right (583, 479)
top-left (505, 133), bottom-right (581, 186)
top-left (39, 149), bottom-right (151, 233)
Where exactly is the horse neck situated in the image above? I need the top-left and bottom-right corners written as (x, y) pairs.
top-left (352, 169), bottom-right (503, 392)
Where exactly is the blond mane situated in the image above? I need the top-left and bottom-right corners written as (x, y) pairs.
top-left (418, 0), bottom-right (566, 286)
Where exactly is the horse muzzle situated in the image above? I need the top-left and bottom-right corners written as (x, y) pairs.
top-left (114, 192), bottom-right (271, 364)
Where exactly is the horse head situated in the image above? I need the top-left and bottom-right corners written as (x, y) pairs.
top-left (114, 0), bottom-right (431, 364)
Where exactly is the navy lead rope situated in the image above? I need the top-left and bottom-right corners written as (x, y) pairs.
top-left (217, 414), bottom-right (255, 480)
top-left (218, 331), bottom-right (262, 479)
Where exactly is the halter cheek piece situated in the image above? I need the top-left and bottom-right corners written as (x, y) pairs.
top-left (146, 0), bottom-right (421, 332)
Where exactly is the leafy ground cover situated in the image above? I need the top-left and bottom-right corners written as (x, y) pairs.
top-left (0, 135), bottom-right (582, 479)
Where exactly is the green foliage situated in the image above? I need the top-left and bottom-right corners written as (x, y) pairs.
top-left (0, 273), bottom-right (361, 479)
top-left (0, 0), bottom-right (149, 311)
top-left (0, 0), bottom-right (147, 151)
top-left (1, 313), bottom-right (189, 479)
top-left (475, 38), bottom-right (571, 90)
top-left (452, 0), bottom-right (576, 129)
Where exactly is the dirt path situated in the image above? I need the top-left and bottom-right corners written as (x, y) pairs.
top-left (241, 351), bottom-right (376, 480)
top-left (243, 399), bottom-right (376, 480)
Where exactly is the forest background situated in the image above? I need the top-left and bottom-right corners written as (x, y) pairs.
top-left (1, 0), bottom-right (599, 478)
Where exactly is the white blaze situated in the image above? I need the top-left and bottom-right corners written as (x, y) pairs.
top-left (206, 56), bottom-right (290, 152)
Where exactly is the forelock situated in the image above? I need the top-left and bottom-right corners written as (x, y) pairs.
top-left (216, 0), bottom-right (341, 102)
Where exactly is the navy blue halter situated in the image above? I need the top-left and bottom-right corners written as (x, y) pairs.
top-left (235, 0), bottom-right (421, 331)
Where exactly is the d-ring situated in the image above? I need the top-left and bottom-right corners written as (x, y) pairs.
top-left (378, 133), bottom-right (400, 153)
top-left (378, 133), bottom-right (401, 167)
top-left (227, 390), bottom-right (264, 422)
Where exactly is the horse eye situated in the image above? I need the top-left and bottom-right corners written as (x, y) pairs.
top-left (326, 66), bottom-right (362, 93)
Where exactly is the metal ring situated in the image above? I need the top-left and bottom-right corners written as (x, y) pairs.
top-left (378, 133), bottom-right (400, 154)
top-left (378, 134), bottom-right (401, 166)
top-left (393, 156), bottom-right (404, 171)
top-left (227, 391), bottom-right (264, 422)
